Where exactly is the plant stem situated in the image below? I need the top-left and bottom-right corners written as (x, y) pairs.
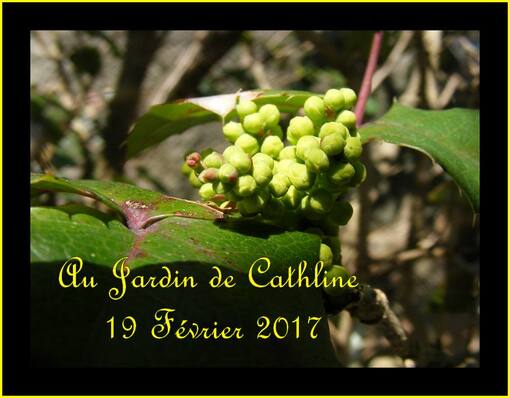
top-left (354, 31), bottom-right (383, 127)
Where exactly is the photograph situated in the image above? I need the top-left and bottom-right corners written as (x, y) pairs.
top-left (29, 29), bottom-right (481, 370)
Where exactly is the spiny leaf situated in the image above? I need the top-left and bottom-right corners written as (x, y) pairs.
top-left (31, 173), bottom-right (224, 223)
top-left (359, 103), bottom-right (479, 211)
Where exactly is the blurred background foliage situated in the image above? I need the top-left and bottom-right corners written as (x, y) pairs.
top-left (30, 30), bottom-right (479, 367)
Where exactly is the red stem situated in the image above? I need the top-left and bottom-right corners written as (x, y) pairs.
top-left (354, 31), bottom-right (384, 127)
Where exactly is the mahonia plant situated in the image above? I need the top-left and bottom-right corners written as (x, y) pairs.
top-left (181, 88), bottom-right (366, 298)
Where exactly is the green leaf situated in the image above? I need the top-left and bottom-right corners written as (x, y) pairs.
top-left (126, 90), bottom-right (317, 158)
top-left (31, 173), bottom-right (225, 222)
top-left (359, 103), bottom-right (479, 211)
top-left (31, 205), bottom-right (320, 275)
top-left (31, 177), bottom-right (338, 366)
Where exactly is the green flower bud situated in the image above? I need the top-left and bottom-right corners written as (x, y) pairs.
top-left (212, 181), bottom-right (231, 195)
top-left (280, 185), bottom-right (304, 209)
top-left (252, 163), bottom-right (273, 187)
top-left (223, 146), bottom-right (252, 175)
top-left (323, 265), bottom-right (352, 296)
top-left (304, 96), bottom-right (326, 123)
top-left (185, 152), bottom-right (201, 169)
top-left (235, 134), bottom-right (259, 156)
top-left (320, 243), bottom-right (334, 270)
top-left (316, 173), bottom-right (347, 194)
top-left (199, 182), bottom-right (216, 200)
top-left (286, 129), bottom-right (298, 145)
top-left (269, 172), bottom-right (291, 197)
top-left (259, 104), bottom-right (280, 127)
top-left (267, 124), bottom-right (283, 140)
top-left (181, 161), bottom-right (193, 176)
top-left (336, 110), bottom-right (357, 131)
top-left (198, 168), bottom-right (219, 183)
top-left (243, 112), bottom-right (265, 135)
top-left (344, 136), bottom-right (362, 161)
top-left (225, 190), bottom-right (240, 202)
top-left (218, 163), bottom-right (238, 184)
top-left (330, 201), bottom-right (353, 226)
top-left (309, 189), bottom-right (334, 214)
top-left (320, 131), bottom-right (345, 156)
top-left (236, 100), bottom-right (258, 121)
top-left (188, 171), bottom-right (203, 188)
top-left (278, 145), bottom-right (297, 161)
top-left (323, 89), bottom-right (345, 112)
top-left (238, 191), bottom-right (267, 216)
top-left (274, 159), bottom-right (297, 176)
top-left (319, 122), bottom-right (348, 140)
top-left (339, 88), bottom-right (357, 109)
top-left (296, 135), bottom-right (320, 161)
top-left (287, 116), bottom-right (315, 140)
top-left (261, 136), bottom-right (284, 159)
top-left (323, 236), bottom-right (342, 264)
top-left (305, 148), bottom-right (330, 173)
top-left (252, 152), bottom-right (274, 169)
top-left (234, 175), bottom-right (258, 197)
top-left (348, 160), bottom-right (367, 187)
top-left (223, 122), bottom-right (245, 143)
top-left (300, 195), bottom-right (322, 220)
top-left (327, 161), bottom-right (355, 186)
top-left (288, 163), bottom-right (315, 190)
top-left (202, 151), bottom-right (224, 169)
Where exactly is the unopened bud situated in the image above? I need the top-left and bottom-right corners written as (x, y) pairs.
top-left (343, 136), bottom-right (362, 161)
top-left (259, 104), bottom-right (280, 127)
top-left (336, 110), bottom-right (357, 131)
top-left (269, 173), bottom-right (291, 197)
top-left (339, 88), bottom-right (357, 109)
top-left (288, 163), bottom-right (315, 190)
top-left (305, 148), bottom-right (330, 173)
top-left (236, 100), bottom-right (258, 121)
top-left (243, 112), bottom-right (265, 135)
top-left (198, 168), bottom-right (219, 183)
top-left (261, 136), bottom-right (284, 159)
top-left (223, 145), bottom-right (252, 175)
top-left (235, 134), bottom-right (259, 156)
top-left (223, 122), bottom-right (245, 143)
top-left (234, 175), bottom-right (258, 197)
top-left (199, 183), bottom-right (216, 201)
top-left (287, 116), bottom-right (315, 140)
top-left (320, 131), bottom-right (345, 156)
top-left (186, 152), bottom-right (201, 168)
top-left (327, 161), bottom-right (355, 186)
top-left (202, 151), bottom-right (224, 169)
top-left (323, 89), bottom-right (345, 112)
top-left (296, 135), bottom-right (320, 161)
top-left (304, 96), bottom-right (326, 124)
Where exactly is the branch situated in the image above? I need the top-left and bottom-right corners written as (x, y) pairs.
top-left (347, 285), bottom-right (409, 357)
top-left (354, 31), bottom-right (383, 127)
top-left (101, 31), bottom-right (167, 177)
top-left (151, 31), bottom-right (242, 104)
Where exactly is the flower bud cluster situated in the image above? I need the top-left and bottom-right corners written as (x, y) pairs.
top-left (181, 89), bottom-right (365, 296)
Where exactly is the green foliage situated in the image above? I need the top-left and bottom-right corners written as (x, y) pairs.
top-left (359, 103), bottom-right (480, 211)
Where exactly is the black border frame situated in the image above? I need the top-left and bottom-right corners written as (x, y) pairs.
top-left (5, 2), bottom-right (508, 396)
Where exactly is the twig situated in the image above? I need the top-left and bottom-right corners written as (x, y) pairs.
top-left (353, 32), bottom-right (383, 277)
top-left (241, 43), bottom-right (272, 89)
top-left (101, 31), bottom-right (167, 177)
top-left (354, 31), bottom-right (383, 127)
top-left (154, 31), bottom-right (242, 104)
top-left (348, 285), bottom-right (409, 357)
top-left (372, 31), bottom-right (414, 91)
